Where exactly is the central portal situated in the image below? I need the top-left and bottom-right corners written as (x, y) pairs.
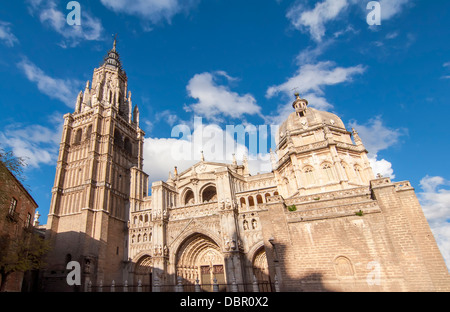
top-left (176, 233), bottom-right (225, 292)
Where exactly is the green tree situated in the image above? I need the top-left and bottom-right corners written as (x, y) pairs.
top-left (0, 232), bottom-right (50, 292)
top-left (0, 147), bottom-right (50, 291)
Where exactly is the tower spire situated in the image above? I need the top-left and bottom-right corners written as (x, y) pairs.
top-left (113, 34), bottom-right (117, 51)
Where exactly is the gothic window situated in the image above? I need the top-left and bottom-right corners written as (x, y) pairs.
top-left (304, 166), bottom-right (315, 185)
top-left (354, 165), bottom-right (364, 184)
top-left (201, 185), bottom-right (217, 202)
top-left (323, 163), bottom-right (335, 182)
top-left (86, 125), bottom-right (92, 140)
top-left (184, 189), bottom-right (195, 206)
top-left (124, 137), bottom-right (132, 155)
top-left (114, 129), bottom-right (123, 148)
top-left (342, 162), bottom-right (352, 180)
top-left (74, 129), bottom-right (82, 144)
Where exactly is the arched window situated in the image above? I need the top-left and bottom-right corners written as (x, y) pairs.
top-left (184, 189), bottom-right (195, 205)
top-left (74, 129), bottom-right (82, 144)
top-left (201, 185), bottom-right (217, 202)
top-left (124, 137), bottom-right (132, 155)
top-left (304, 166), bottom-right (315, 185)
top-left (342, 162), bottom-right (352, 181)
top-left (240, 197), bottom-right (246, 208)
top-left (322, 163), bottom-right (334, 182)
top-left (114, 129), bottom-right (123, 148)
top-left (248, 196), bottom-right (255, 207)
top-left (264, 193), bottom-right (271, 201)
top-left (335, 256), bottom-right (354, 277)
top-left (354, 165), bottom-right (364, 184)
top-left (256, 194), bottom-right (263, 205)
top-left (86, 125), bottom-right (92, 140)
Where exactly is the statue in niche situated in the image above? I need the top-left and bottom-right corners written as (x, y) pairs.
top-left (243, 220), bottom-right (249, 230)
top-left (252, 219), bottom-right (258, 229)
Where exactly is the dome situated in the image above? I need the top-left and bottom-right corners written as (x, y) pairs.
top-left (278, 98), bottom-right (346, 139)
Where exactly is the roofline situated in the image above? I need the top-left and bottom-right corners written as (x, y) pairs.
top-left (0, 162), bottom-right (38, 208)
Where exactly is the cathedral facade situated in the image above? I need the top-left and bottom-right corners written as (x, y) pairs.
top-left (42, 42), bottom-right (450, 292)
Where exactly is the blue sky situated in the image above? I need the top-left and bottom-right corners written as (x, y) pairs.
top-left (0, 0), bottom-right (449, 269)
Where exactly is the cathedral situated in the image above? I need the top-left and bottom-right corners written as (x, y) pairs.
top-left (42, 41), bottom-right (450, 292)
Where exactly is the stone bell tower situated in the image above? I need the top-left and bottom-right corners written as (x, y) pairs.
top-left (44, 38), bottom-right (145, 291)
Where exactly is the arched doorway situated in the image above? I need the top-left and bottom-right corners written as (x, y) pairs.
top-left (252, 247), bottom-right (270, 291)
top-left (176, 233), bottom-right (225, 292)
top-left (135, 256), bottom-right (153, 289)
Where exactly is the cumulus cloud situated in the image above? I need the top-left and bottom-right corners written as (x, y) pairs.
top-left (267, 61), bottom-right (365, 100)
top-left (28, 0), bottom-right (104, 47)
top-left (0, 113), bottom-right (63, 168)
top-left (17, 57), bottom-right (82, 108)
top-left (266, 60), bottom-right (365, 124)
top-left (418, 175), bottom-right (450, 271)
top-left (143, 118), bottom-right (273, 183)
top-left (0, 20), bottom-right (19, 47)
top-left (287, 0), bottom-right (412, 42)
top-left (185, 71), bottom-right (262, 121)
top-left (348, 116), bottom-right (407, 179)
top-left (287, 0), bottom-right (348, 42)
top-left (100, 0), bottom-right (199, 24)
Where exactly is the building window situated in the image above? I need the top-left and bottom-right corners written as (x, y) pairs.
top-left (304, 167), bottom-right (315, 185)
top-left (323, 163), bottom-right (335, 182)
top-left (26, 213), bottom-right (32, 228)
top-left (74, 129), bottom-right (82, 144)
top-left (9, 198), bottom-right (17, 216)
top-left (201, 185), bottom-right (217, 203)
top-left (354, 165), bottom-right (364, 184)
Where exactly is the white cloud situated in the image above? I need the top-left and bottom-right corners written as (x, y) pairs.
top-left (185, 71), bottom-right (262, 121)
top-left (0, 21), bottom-right (19, 47)
top-left (0, 113), bottom-right (62, 168)
top-left (418, 175), bottom-right (450, 271)
top-left (287, 0), bottom-right (348, 42)
top-left (143, 118), bottom-right (272, 183)
top-left (267, 61), bottom-right (365, 100)
top-left (287, 0), bottom-right (412, 42)
top-left (28, 0), bottom-right (104, 47)
top-left (100, 0), bottom-right (199, 24)
top-left (378, 0), bottom-right (411, 20)
top-left (348, 116), bottom-right (407, 179)
top-left (17, 58), bottom-right (82, 108)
